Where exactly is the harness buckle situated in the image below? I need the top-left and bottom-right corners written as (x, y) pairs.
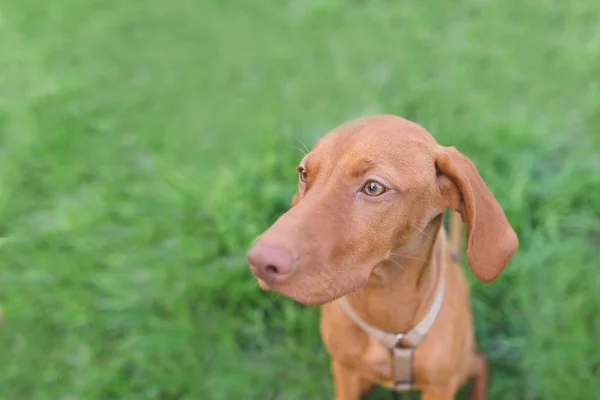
top-left (393, 333), bottom-right (405, 346)
top-left (381, 332), bottom-right (405, 349)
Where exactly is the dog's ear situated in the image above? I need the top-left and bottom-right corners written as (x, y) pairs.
top-left (435, 146), bottom-right (518, 283)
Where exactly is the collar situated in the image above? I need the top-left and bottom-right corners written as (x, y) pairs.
top-left (338, 272), bottom-right (445, 350)
top-left (337, 240), bottom-right (447, 391)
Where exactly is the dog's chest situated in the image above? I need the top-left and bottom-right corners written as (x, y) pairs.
top-left (356, 335), bottom-right (396, 381)
top-left (320, 303), bottom-right (395, 382)
top-left (320, 300), bottom-right (464, 388)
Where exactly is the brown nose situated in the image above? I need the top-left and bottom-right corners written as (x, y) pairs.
top-left (247, 242), bottom-right (297, 284)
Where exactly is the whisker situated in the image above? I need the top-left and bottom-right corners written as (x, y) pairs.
top-left (386, 257), bottom-right (407, 272)
top-left (288, 144), bottom-right (307, 156)
top-left (388, 252), bottom-right (432, 263)
top-left (413, 223), bottom-right (436, 241)
top-left (295, 136), bottom-right (310, 154)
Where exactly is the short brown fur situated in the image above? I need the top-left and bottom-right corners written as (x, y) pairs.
top-left (248, 115), bottom-right (518, 399)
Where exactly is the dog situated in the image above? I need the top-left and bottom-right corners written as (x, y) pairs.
top-left (247, 115), bottom-right (518, 399)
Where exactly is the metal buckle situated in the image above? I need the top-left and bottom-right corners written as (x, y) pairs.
top-left (451, 249), bottom-right (459, 262)
top-left (381, 332), bottom-right (405, 349)
top-left (393, 381), bottom-right (412, 391)
top-left (393, 333), bottom-right (405, 346)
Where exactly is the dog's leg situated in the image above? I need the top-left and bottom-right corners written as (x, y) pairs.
top-left (467, 351), bottom-right (487, 400)
top-left (331, 359), bottom-right (367, 400)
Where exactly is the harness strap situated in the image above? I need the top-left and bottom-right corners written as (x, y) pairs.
top-left (392, 347), bottom-right (414, 390)
top-left (338, 267), bottom-right (446, 391)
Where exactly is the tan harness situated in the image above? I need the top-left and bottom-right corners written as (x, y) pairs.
top-left (338, 237), bottom-right (450, 391)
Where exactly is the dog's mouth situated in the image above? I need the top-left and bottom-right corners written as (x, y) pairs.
top-left (249, 264), bottom-right (272, 290)
top-left (250, 270), bottom-right (329, 305)
top-left (250, 263), bottom-right (374, 306)
top-left (255, 277), bottom-right (271, 290)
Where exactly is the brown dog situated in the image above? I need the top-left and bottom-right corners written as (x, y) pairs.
top-left (247, 115), bottom-right (518, 399)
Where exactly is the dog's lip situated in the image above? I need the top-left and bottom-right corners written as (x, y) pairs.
top-left (249, 264), bottom-right (272, 290)
top-left (256, 278), bottom-right (271, 290)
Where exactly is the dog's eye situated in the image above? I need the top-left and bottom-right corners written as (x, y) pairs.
top-left (363, 181), bottom-right (386, 196)
top-left (298, 167), bottom-right (307, 183)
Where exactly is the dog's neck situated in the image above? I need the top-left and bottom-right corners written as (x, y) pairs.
top-left (344, 214), bottom-right (445, 333)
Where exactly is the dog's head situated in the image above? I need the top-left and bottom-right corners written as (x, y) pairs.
top-left (247, 115), bottom-right (518, 305)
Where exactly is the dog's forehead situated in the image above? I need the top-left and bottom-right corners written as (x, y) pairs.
top-left (308, 115), bottom-right (437, 169)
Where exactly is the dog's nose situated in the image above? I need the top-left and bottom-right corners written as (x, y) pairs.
top-left (247, 242), bottom-right (297, 284)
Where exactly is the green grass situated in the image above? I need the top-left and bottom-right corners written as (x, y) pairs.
top-left (1, 0), bottom-right (599, 399)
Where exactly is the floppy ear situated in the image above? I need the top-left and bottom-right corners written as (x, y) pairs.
top-left (435, 146), bottom-right (518, 283)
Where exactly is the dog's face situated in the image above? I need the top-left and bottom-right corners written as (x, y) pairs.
top-left (247, 115), bottom-right (518, 305)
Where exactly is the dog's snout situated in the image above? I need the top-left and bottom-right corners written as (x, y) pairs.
top-left (247, 242), bottom-right (297, 284)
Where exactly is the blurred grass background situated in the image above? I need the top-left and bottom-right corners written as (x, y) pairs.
top-left (0, 0), bottom-right (599, 399)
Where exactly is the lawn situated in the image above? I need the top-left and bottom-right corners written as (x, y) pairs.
top-left (1, 0), bottom-right (599, 399)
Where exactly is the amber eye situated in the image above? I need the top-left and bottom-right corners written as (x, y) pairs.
top-left (298, 167), bottom-right (307, 183)
top-left (363, 181), bottom-right (386, 196)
